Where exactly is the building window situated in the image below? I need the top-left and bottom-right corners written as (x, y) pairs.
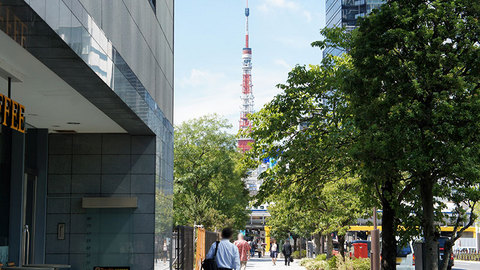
top-left (149, 0), bottom-right (156, 13)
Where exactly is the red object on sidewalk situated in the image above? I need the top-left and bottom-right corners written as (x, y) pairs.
top-left (353, 242), bottom-right (369, 258)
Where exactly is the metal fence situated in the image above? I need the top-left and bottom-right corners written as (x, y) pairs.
top-left (205, 230), bottom-right (219, 252)
top-left (174, 226), bottom-right (194, 270)
top-left (174, 226), bottom-right (219, 270)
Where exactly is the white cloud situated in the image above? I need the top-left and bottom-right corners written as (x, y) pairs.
top-left (175, 68), bottom-right (241, 129)
top-left (179, 69), bottom-right (225, 89)
top-left (258, 0), bottom-right (311, 22)
top-left (303, 11), bottom-right (312, 22)
top-left (274, 59), bottom-right (291, 69)
top-left (260, 0), bottom-right (299, 10)
top-left (174, 67), bottom-right (288, 133)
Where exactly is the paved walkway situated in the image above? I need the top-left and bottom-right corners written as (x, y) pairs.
top-left (154, 256), bottom-right (305, 270)
top-left (246, 256), bottom-right (304, 270)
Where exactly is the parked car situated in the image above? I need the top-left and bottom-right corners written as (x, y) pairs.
top-left (438, 237), bottom-right (454, 270)
top-left (396, 243), bottom-right (415, 270)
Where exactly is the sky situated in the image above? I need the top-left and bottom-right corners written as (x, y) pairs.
top-left (174, 0), bottom-right (326, 132)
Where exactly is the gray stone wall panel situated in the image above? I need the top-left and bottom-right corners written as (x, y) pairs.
top-left (46, 134), bottom-right (157, 269)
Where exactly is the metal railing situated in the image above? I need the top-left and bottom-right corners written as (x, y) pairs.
top-left (174, 226), bottom-right (194, 270)
top-left (174, 226), bottom-right (219, 270)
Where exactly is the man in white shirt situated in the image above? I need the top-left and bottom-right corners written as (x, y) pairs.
top-left (206, 228), bottom-right (241, 270)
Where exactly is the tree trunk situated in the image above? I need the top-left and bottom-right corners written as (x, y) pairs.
top-left (299, 238), bottom-right (303, 258)
top-left (320, 234), bottom-right (325, 254)
top-left (314, 233), bottom-right (321, 256)
top-left (381, 181), bottom-right (397, 270)
top-left (326, 233), bottom-right (333, 259)
top-left (421, 179), bottom-right (438, 270)
top-left (293, 236), bottom-right (298, 252)
top-left (338, 234), bottom-right (346, 259)
top-left (440, 239), bottom-right (453, 270)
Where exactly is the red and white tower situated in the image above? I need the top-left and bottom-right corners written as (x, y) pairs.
top-left (238, 0), bottom-right (255, 152)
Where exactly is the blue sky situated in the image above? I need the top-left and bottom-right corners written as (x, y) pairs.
top-left (174, 0), bottom-right (325, 132)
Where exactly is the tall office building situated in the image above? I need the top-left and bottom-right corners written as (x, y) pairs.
top-left (0, 1), bottom-right (173, 269)
top-left (324, 0), bottom-right (384, 57)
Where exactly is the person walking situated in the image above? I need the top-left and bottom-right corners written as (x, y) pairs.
top-left (257, 239), bottom-right (263, 258)
top-left (250, 240), bottom-right (256, 257)
top-left (282, 240), bottom-right (292, 266)
top-left (234, 233), bottom-right (251, 270)
top-left (206, 228), bottom-right (241, 270)
top-left (270, 239), bottom-right (278, 265)
top-left (162, 239), bottom-right (168, 263)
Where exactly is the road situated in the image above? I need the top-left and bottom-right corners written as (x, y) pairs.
top-left (452, 260), bottom-right (480, 270)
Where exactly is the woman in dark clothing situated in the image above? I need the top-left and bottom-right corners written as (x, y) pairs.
top-left (282, 240), bottom-right (293, 266)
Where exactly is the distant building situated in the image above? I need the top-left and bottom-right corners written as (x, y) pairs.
top-left (324, 0), bottom-right (384, 57)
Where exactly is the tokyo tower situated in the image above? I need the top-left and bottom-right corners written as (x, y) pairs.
top-left (238, 0), bottom-right (255, 152)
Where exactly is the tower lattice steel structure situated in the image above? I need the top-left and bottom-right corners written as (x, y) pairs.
top-left (238, 0), bottom-right (255, 152)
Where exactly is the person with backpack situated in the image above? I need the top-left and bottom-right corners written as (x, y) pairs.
top-left (204, 228), bottom-right (240, 270)
top-left (282, 240), bottom-right (293, 266)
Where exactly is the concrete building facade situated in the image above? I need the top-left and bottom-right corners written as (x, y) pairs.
top-left (0, 1), bottom-right (173, 269)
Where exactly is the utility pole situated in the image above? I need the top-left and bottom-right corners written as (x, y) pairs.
top-left (371, 207), bottom-right (380, 270)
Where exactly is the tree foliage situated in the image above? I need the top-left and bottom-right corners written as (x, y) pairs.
top-left (174, 114), bottom-right (250, 230)
top-left (247, 1), bottom-right (480, 269)
top-left (337, 1), bottom-right (480, 268)
top-left (244, 56), bottom-right (369, 258)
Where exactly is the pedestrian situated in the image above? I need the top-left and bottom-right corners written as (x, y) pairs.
top-left (270, 239), bottom-right (278, 265)
top-left (163, 239), bottom-right (168, 263)
top-left (234, 233), bottom-right (251, 270)
top-left (282, 240), bottom-right (292, 266)
top-left (250, 239), bottom-right (256, 257)
top-left (257, 239), bottom-right (263, 258)
top-left (205, 228), bottom-right (241, 270)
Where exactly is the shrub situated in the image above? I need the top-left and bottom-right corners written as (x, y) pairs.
top-left (300, 259), bottom-right (329, 270)
top-left (300, 254), bottom-right (370, 270)
top-left (300, 258), bottom-right (314, 266)
top-left (327, 255), bottom-right (337, 269)
top-left (293, 250), bottom-right (307, 259)
top-left (334, 255), bottom-right (370, 270)
top-left (315, 254), bottom-right (327, 261)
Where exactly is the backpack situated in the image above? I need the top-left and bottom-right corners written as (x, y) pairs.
top-left (202, 241), bottom-right (220, 270)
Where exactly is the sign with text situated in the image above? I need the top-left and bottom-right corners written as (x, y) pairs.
top-left (0, 3), bottom-right (28, 47)
top-left (0, 92), bottom-right (25, 133)
top-left (94, 267), bottom-right (130, 270)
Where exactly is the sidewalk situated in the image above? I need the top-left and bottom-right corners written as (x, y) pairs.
top-left (246, 256), bottom-right (304, 270)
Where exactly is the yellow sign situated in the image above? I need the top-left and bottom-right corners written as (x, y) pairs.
top-left (0, 93), bottom-right (25, 133)
top-left (265, 226), bottom-right (271, 252)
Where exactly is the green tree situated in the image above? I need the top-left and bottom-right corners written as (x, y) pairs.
top-left (339, 1), bottom-right (480, 268)
top-left (174, 114), bottom-right (250, 230)
top-left (245, 57), bottom-right (368, 259)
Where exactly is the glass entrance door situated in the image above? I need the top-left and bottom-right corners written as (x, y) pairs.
top-left (21, 173), bottom-right (37, 266)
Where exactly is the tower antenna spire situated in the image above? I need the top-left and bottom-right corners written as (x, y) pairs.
top-left (238, 0), bottom-right (255, 152)
top-left (245, 0), bottom-right (249, 48)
